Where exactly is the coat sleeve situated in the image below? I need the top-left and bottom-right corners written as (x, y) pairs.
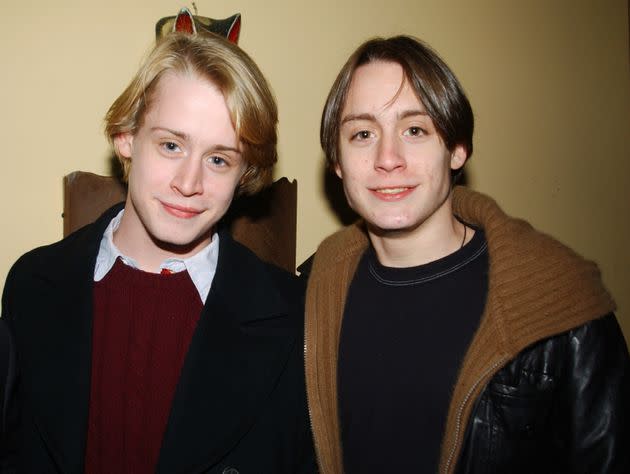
top-left (0, 266), bottom-right (19, 473)
top-left (565, 313), bottom-right (629, 474)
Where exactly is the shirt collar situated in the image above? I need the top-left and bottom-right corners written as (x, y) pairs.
top-left (94, 209), bottom-right (219, 303)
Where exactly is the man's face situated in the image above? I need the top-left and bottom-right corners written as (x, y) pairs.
top-left (114, 72), bottom-right (245, 264)
top-left (336, 60), bottom-right (466, 239)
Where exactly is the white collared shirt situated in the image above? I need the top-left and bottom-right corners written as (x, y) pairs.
top-left (94, 210), bottom-right (219, 303)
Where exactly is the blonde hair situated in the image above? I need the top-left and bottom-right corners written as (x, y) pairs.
top-left (105, 32), bottom-right (278, 195)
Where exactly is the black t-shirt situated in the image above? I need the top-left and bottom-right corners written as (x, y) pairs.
top-left (338, 227), bottom-right (488, 473)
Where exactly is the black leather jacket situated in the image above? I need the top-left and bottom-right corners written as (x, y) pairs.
top-left (456, 313), bottom-right (629, 474)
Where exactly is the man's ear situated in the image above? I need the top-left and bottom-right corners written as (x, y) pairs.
top-left (334, 162), bottom-right (343, 179)
top-left (238, 164), bottom-right (253, 187)
top-left (113, 132), bottom-right (134, 159)
top-left (450, 145), bottom-right (467, 171)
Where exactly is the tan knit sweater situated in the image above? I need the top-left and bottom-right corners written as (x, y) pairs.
top-left (304, 186), bottom-right (616, 474)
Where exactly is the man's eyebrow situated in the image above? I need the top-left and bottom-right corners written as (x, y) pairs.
top-left (150, 127), bottom-right (241, 154)
top-left (341, 113), bottom-right (375, 125)
top-left (341, 109), bottom-right (429, 125)
top-left (151, 127), bottom-right (189, 141)
top-left (213, 144), bottom-right (241, 154)
top-left (398, 109), bottom-right (429, 120)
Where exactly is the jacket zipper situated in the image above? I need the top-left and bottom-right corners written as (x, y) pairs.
top-left (443, 357), bottom-right (506, 474)
top-left (304, 336), bottom-right (325, 472)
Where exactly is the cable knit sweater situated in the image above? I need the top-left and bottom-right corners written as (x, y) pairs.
top-left (304, 186), bottom-right (616, 474)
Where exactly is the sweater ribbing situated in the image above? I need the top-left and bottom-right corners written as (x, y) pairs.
top-left (85, 259), bottom-right (203, 474)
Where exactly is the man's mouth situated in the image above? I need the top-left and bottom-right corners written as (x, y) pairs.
top-left (374, 187), bottom-right (410, 194)
top-left (369, 186), bottom-right (416, 200)
top-left (160, 201), bottom-right (203, 219)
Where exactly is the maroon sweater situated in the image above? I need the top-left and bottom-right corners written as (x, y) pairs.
top-left (85, 259), bottom-right (203, 474)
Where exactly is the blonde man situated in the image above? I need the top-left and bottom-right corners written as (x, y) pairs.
top-left (2, 32), bottom-right (315, 473)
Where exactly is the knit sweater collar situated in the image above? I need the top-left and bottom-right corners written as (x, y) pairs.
top-left (451, 186), bottom-right (615, 353)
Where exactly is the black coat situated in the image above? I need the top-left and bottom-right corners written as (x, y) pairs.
top-left (1, 205), bottom-right (316, 473)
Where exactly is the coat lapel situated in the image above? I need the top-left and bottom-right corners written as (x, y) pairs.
top-left (23, 205), bottom-right (123, 473)
top-left (157, 234), bottom-right (297, 474)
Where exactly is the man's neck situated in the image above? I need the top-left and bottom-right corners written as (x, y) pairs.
top-left (113, 211), bottom-right (214, 273)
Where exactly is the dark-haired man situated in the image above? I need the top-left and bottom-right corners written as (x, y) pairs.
top-left (304, 35), bottom-right (629, 473)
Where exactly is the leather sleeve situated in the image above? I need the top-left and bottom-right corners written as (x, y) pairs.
top-left (565, 313), bottom-right (629, 474)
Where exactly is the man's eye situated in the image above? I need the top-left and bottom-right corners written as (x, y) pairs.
top-left (353, 130), bottom-right (372, 140)
top-left (208, 156), bottom-right (227, 167)
top-left (162, 141), bottom-right (181, 152)
top-left (403, 126), bottom-right (425, 137)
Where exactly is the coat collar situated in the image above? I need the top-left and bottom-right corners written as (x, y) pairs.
top-left (29, 206), bottom-right (296, 473)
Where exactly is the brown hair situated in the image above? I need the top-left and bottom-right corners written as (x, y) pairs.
top-left (321, 35), bottom-right (474, 176)
top-left (106, 32), bottom-right (278, 195)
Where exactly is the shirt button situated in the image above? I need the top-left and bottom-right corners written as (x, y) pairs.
top-left (222, 468), bottom-right (239, 474)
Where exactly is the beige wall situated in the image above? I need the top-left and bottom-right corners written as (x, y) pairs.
top-left (1, 1), bottom-right (628, 341)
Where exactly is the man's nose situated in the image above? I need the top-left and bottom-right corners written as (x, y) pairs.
top-left (171, 158), bottom-right (204, 196)
top-left (374, 134), bottom-right (405, 172)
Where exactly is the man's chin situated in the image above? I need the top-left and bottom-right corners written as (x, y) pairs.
top-left (366, 220), bottom-right (418, 238)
